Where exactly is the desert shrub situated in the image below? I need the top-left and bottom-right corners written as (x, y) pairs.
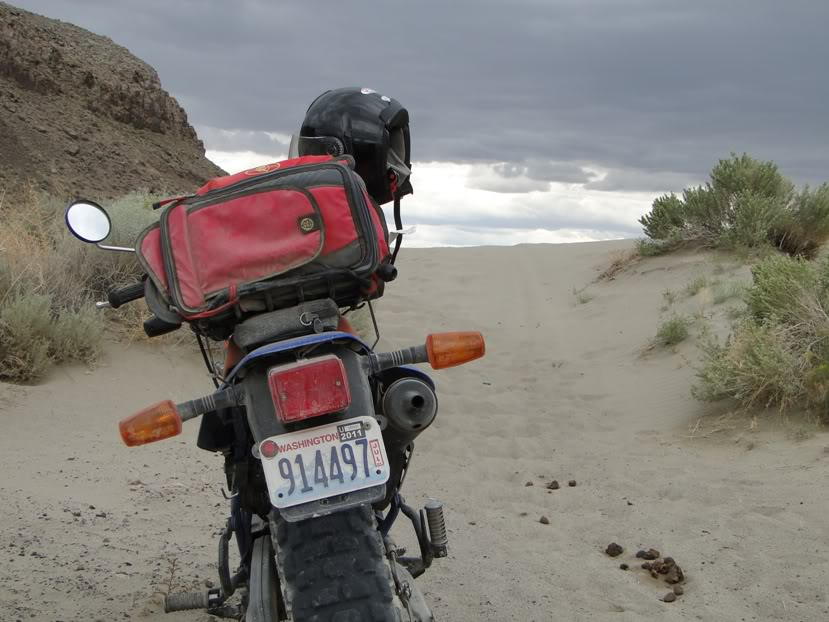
top-left (693, 322), bottom-right (808, 411)
top-left (711, 281), bottom-right (747, 305)
top-left (695, 254), bottom-right (829, 416)
top-left (573, 287), bottom-right (594, 304)
top-left (745, 254), bottom-right (820, 324)
top-left (683, 275), bottom-right (709, 298)
top-left (639, 153), bottom-right (829, 258)
top-left (597, 248), bottom-right (640, 280)
top-left (656, 314), bottom-right (691, 346)
top-left (635, 232), bottom-right (683, 256)
top-left (0, 185), bottom-right (160, 381)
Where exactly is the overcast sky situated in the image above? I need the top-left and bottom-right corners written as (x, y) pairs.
top-left (11, 0), bottom-right (829, 246)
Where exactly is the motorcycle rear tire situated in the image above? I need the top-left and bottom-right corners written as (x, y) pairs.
top-left (274, 505), bottom-right (405, 622)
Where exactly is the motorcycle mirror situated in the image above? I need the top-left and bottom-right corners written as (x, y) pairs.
top-left (65, 199), bottom-right (112, 244)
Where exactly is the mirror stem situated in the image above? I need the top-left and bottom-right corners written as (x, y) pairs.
top-left (96, 243), bottom-right (136, 253)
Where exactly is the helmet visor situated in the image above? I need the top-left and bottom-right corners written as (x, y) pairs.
top-left (289, 134), bottom-right (345, 158)
top-left (387, 127), bottom-right (411, 189)
top-left (387, 144), bottom-right (411, 189)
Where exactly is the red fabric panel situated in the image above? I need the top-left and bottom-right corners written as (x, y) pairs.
top-left (139, 227), bottom-right (169, 289)
top-left (167, 189), bottom-right (322, 311)
top-left (195, 156), bottom-right (334, 196)
top-left (166, 204), bottom-right (204, 310)
top-left (308, 186), bottom-right (358, 254)
top-left (365, 191), bottom-right (390, 259)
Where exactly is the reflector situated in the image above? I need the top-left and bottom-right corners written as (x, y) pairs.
top-left (119, 400), bottom-right (182, 447)
top-left (426, 332), bottom-right (486, 369)
top-left (260, 439), bottom-right (279, 459)
top-left (268, 355), bottom-right (352, 423)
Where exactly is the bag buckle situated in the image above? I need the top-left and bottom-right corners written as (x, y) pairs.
top-left (299, 311), bottom-right (323, 333)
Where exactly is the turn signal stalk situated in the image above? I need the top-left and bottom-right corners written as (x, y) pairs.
top-left (119, 400), bottom-right (183, 447)
top-left (366, 331), bottom-right (486, 374)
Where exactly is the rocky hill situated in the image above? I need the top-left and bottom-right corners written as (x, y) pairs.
top-left (0, 2), bottom-right (225, 199)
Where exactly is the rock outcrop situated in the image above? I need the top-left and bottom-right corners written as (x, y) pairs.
top-left (0, 2), bottom-right (225, 199)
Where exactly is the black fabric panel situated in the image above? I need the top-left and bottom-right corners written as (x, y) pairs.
top-left (233, 299), bottom-right (340, 351)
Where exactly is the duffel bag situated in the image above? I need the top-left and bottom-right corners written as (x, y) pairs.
top-left (136, 155), bottom-right (390, 320)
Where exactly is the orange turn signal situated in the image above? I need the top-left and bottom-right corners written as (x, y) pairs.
top-left (426, 331), bottom-right (486, 370)
top-left (119, 399), bottom-right (183, 447)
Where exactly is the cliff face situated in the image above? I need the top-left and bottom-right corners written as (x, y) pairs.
top-left (0, 2), bottom-right (225, 199)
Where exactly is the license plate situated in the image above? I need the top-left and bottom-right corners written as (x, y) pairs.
top-left (260, 416), bottom-right (390, 509)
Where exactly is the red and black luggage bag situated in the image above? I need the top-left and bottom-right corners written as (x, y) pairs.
top-left (136, 155), bottom-right (390, 333)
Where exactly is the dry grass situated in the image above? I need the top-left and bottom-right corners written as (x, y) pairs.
top-left (0, 183), bottom-right (162, 381)
top-left (597, 248), bottom-right (640, 281)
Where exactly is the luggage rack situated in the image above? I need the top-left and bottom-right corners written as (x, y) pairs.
top-left (188, 268), bottom-right (382, 342)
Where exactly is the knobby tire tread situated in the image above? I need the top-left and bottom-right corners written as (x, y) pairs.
top-left (275, 506), bottom-right (404, 622)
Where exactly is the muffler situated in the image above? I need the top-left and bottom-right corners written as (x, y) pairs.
top-left (381, 378), bottom-right (438, 449)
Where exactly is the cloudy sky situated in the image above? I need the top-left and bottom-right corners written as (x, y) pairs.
top-left (13, 0), bottom-right (829, 246)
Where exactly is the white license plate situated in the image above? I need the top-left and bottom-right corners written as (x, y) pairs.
top-left (260, 416), bottom-right (390, 509)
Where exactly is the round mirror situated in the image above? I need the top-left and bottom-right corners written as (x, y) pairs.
top-left (65, 199), bottom-right (112, 243)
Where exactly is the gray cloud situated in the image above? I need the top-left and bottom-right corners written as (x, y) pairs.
top-left (12, 0), bottom-right (829, 191)
top-left (197, 127), bottom-right (289, 155)
top-left (585, 168), bottom-right (703, 193)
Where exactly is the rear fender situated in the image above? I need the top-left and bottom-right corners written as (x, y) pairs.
top-left (223, 331), bottom-right (371, 385)
top-left (238, 345), bottom-right (374, 443)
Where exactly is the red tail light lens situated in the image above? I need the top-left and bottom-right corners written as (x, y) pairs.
top-left (268, 355), bottom-right (351, 423)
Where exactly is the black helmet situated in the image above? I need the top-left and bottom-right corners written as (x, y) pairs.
top-left (292, 87), bottom-right (412, 205)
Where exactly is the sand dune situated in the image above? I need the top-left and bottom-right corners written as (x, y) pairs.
top-left (2, 241), bottom-right (828, 621)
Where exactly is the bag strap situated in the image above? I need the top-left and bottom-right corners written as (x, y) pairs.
top-left (152, 195), bottom-right (192, 210)
top-left (389, 171), bottom-right (403, 264)
top-left (391, 194), bottom-right (403, 264)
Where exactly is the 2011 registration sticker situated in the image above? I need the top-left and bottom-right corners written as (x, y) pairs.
top-left (259, 416), bottom-right (390, 509)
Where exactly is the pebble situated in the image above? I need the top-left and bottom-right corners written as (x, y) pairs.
top-left (637, 548), bottom-right (659, 560)
top-left (525, 481), bottom-right (533, 487)
top-left (546, 480), bottom-right (560, 490)
top-left (605, 543), bottom-right (623, 557)
top-left (568, 480), bottom-right (577, 487)
top-left (539, 516), bottom-right (550, 525)
top-left (673, 585), bottom-right (684, 596)
top-left (619, 563), bottom-right (629, 571)
top-left (663, 592), bottom-right (676, 603)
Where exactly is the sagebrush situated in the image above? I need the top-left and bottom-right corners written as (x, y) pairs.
top-left (639, 153), bottom-right (829, 258)
top-left (694, 253), bottom-right (829, 418)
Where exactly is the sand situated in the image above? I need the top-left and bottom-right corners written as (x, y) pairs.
top-left (2, 240), bottom-right (828, 621)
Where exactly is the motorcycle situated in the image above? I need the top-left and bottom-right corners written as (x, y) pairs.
top-left (64, 198), bottom-right (486, 621)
